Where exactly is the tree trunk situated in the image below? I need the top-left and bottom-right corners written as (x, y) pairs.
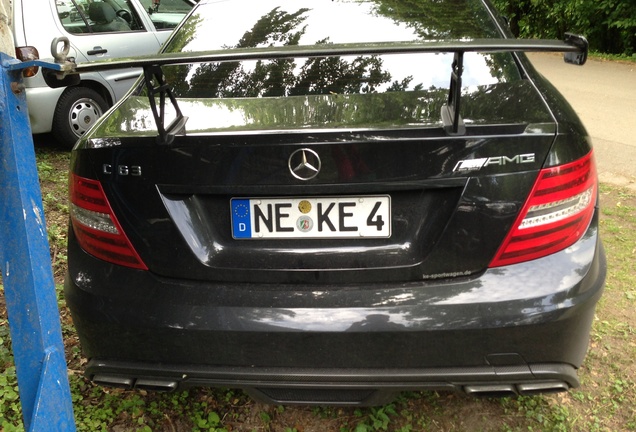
top-left (0, 0), bottom-right (12, 54)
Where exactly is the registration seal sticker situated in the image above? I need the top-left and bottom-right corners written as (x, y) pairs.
top-left (298, 200), bottom-right (312, 214)
top-left (297, 216), bottom-right (314, 232)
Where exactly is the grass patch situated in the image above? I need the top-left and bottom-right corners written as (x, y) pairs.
top-left (589, 52), bottom-right (636, 64)
top-left (1, 147), bottom-right (634, 431)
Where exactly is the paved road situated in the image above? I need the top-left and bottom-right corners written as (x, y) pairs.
top-left (528, 53), bottom-right (636, 191)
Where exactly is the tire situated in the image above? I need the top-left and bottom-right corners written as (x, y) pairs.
top-left (52, 86), bottom-right (109, 148)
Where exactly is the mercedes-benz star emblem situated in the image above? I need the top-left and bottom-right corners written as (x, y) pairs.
top-left (289, 148), bottom-right (321, 181)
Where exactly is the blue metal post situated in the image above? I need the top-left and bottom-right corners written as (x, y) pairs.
top-left (0, 52), bottom-right (76, 431)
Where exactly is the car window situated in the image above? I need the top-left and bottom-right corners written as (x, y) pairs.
top-left (138, 0), bottom-right (193, 30)
top-left (59, 0), bottom-right (146, 34)
top-left (56, 1), bottom-right (72, 19)
top-left (161, 0), bottom-right (522, 99)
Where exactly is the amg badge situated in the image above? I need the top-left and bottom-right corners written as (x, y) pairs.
top-left (454, 153), bottom-right (535, 172)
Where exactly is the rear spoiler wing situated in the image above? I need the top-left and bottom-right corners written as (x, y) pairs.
top-left (35, 34), bottom-right (588, 143)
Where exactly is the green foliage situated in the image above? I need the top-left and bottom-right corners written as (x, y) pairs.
top-left (490, 0), bottom-right (636, 56)
top-left (353, 404), bottom-right (399, 431)
top-left (0, 367), bottom-right (23, 431)
top-left (192, 410), bottom-right (226, 431)
top-left (0, 320), bottom-right (24, 431)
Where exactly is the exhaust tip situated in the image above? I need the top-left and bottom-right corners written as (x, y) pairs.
top-left (464, 381), bottom-right (571, 398)
top-left (464, 384), bottom-right (517, 398)
top-left (517, 382), bottom-right (569, 396)
top-left (91, 375), bottom-right (179, 392)
top-left (135, 378), bottom-right (179, 392)
top-left (92, 374), bottom-right (134, 390)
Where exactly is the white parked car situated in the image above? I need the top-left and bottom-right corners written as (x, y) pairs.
top-left (13, 0), bottom-right (194, 147)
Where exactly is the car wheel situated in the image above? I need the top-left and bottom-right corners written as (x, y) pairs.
top-left (52, 87), bottom-right (108, 148)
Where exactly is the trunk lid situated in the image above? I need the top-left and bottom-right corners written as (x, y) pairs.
top-left (73, 79), bottom-right (556, 284)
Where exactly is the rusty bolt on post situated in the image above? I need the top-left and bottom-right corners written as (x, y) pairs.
top-left (11, 81), bottom-right (25, 94)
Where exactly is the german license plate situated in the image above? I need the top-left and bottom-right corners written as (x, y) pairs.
top-left (231, 196), bottom-right (391, 239)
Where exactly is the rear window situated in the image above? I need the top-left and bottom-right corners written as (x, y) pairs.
top-left (161, 0), bottom-right (522, 99)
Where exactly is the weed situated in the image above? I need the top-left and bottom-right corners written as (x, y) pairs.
top-left (192, 410), bottom-right (226, 432)
top-left (351, 404), bottom-right (398, 431)
top-left (259, 410), bottom-right (272, 428)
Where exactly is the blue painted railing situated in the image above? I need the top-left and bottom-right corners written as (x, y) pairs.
top-left (0, 52), bottom-right (76, 431)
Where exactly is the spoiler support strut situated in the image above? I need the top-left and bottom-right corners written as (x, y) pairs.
top-left (143, 65), bottom-right (187, 145)
top-left (37, 34), bottom-right (589, 143)
top-left (441, 51), bottom-right (465, 136)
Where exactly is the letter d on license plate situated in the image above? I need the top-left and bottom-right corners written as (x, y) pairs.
top-left (231, 196), bottom-right (391, 239)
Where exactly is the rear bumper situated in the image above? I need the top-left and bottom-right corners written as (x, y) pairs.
top-left (64, 214), bottom-right (606, 404)
top-left (86, 361), bottom-right (581, 405)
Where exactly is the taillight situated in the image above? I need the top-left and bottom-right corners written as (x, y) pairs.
top-left (69, 174), bottom-right (148, 270)
top-left (15, 46), bottom-right (40, 78)
top-left (490, 151), bottom-right (597, 268)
